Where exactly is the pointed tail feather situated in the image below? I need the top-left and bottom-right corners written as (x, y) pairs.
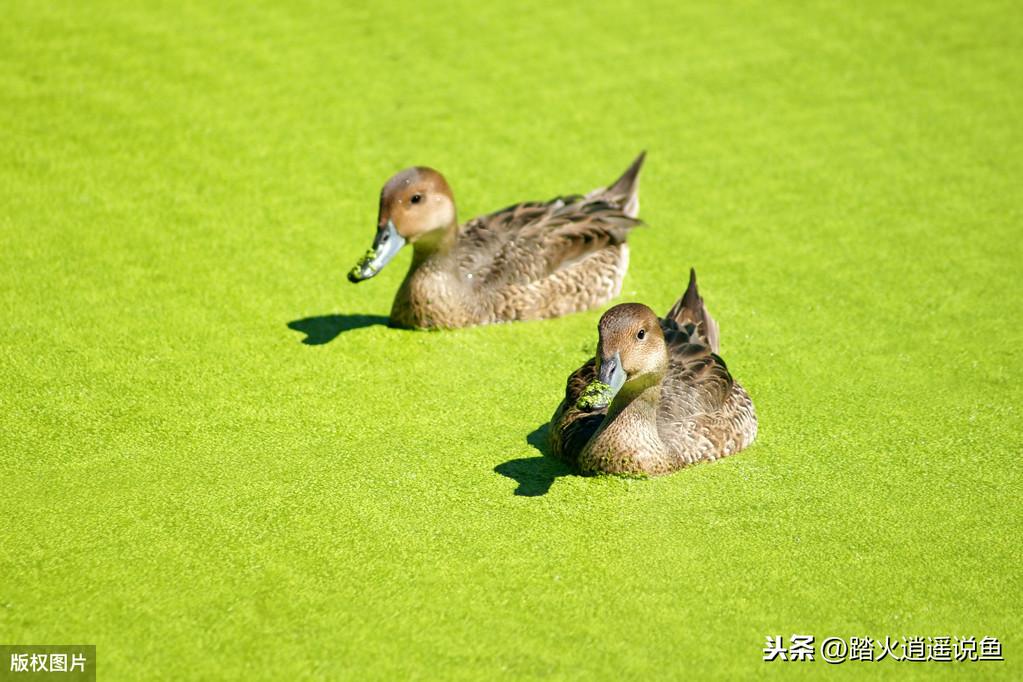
top-left (603, 151), bottom-right (646, 218)
top-left (666, 268), bottom-right (721, 353)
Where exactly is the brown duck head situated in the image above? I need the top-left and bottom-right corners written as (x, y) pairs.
top-left (577, 303), bottom-right (669, 410)
top-left (348, 167), bottom-right (458, 282)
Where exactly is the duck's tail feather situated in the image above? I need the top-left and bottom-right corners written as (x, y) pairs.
top-left (603, 151), bottom-right (645, 218)
top-left (665, 268), bottom-right (721, 353)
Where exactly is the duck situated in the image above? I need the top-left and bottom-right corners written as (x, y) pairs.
top-left (549, 269), bottom-right (756, 476)
top-left (347, 153), bottom-right (647, 328)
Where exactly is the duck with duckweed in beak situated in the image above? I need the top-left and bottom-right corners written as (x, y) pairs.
top-left (550, 269), bottom-right (757, 476)
top-left (348, 153), bottom-right (647, 329)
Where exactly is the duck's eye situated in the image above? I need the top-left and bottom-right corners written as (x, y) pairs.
top-left (637, 329), bottom-right (646, 340)
top-left (410, 194), bottom-right (423, 204)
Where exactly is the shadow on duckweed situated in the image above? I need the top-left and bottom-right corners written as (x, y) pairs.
top-left (494, 424), bottom-right (575, 497)
top-left (287, 314), bottom-right (390, 345)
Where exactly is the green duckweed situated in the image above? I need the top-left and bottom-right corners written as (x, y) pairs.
top-left (576, 380), bottom-right (613, 410)
top-left (349, 248), bottom-right (377, 279)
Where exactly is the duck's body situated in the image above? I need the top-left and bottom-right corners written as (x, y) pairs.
top-left (550, 270), bottom-right (756, 476)
top-left (389, 199), bottom-right (634, 328)
top-left (348, 154), bottom-right (646, 329)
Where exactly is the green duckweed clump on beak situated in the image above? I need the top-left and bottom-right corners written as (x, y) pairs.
top-left (349, 248), bottom-right (377, 280)
top-left (576, 380), bottom-right (613, 410)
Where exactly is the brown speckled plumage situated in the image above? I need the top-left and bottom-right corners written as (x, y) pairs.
top-left (350, 154), bottom-right (646, 329)
top-left (550, 270), bottom-right (757, 476)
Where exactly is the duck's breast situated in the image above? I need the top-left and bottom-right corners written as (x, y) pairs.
top-left (390, 260), bottom-right (476, 328)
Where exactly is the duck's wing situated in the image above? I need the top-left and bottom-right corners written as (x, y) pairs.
top-left (455, 153), bottom-right (646, 285)
top-left (453, 197), bottom-right (574, 278)
top-left (656, 328), bottom-right (734, 425)
top-left (455, 194), bottom-right (642, 286)
top-left (549, 357), bottom-right (606, 464)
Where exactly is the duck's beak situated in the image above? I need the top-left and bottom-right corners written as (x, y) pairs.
top-left (348, 220), bottom-right (406, 283)
top-left (576, 352), bottom-right (626, 410)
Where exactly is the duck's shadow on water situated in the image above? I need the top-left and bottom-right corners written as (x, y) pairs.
top-left (494, 424), bottom-right (575, 497)
top-left (287, 314), bottom-right (391, 345)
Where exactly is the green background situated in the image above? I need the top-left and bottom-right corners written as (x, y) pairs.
top-left (1, 1), bottom-right (1019, 679)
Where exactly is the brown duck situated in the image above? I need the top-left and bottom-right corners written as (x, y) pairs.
top-left (347, 153), bottom-right (646, 328)
top-left (549, 269), bottom-right (756, 476)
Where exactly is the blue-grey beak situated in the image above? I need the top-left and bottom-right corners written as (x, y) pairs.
top-left (576, 351), bottom-right (626, 410)
top-left (348, 220), bottom-right (407, 283)
top-left (598, 351), bottom-right (626, 395)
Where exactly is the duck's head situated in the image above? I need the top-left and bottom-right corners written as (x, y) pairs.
top-left (348, 167), bottom-right (457, 283)
top-left (577, 303), bottom-right (669, 410)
